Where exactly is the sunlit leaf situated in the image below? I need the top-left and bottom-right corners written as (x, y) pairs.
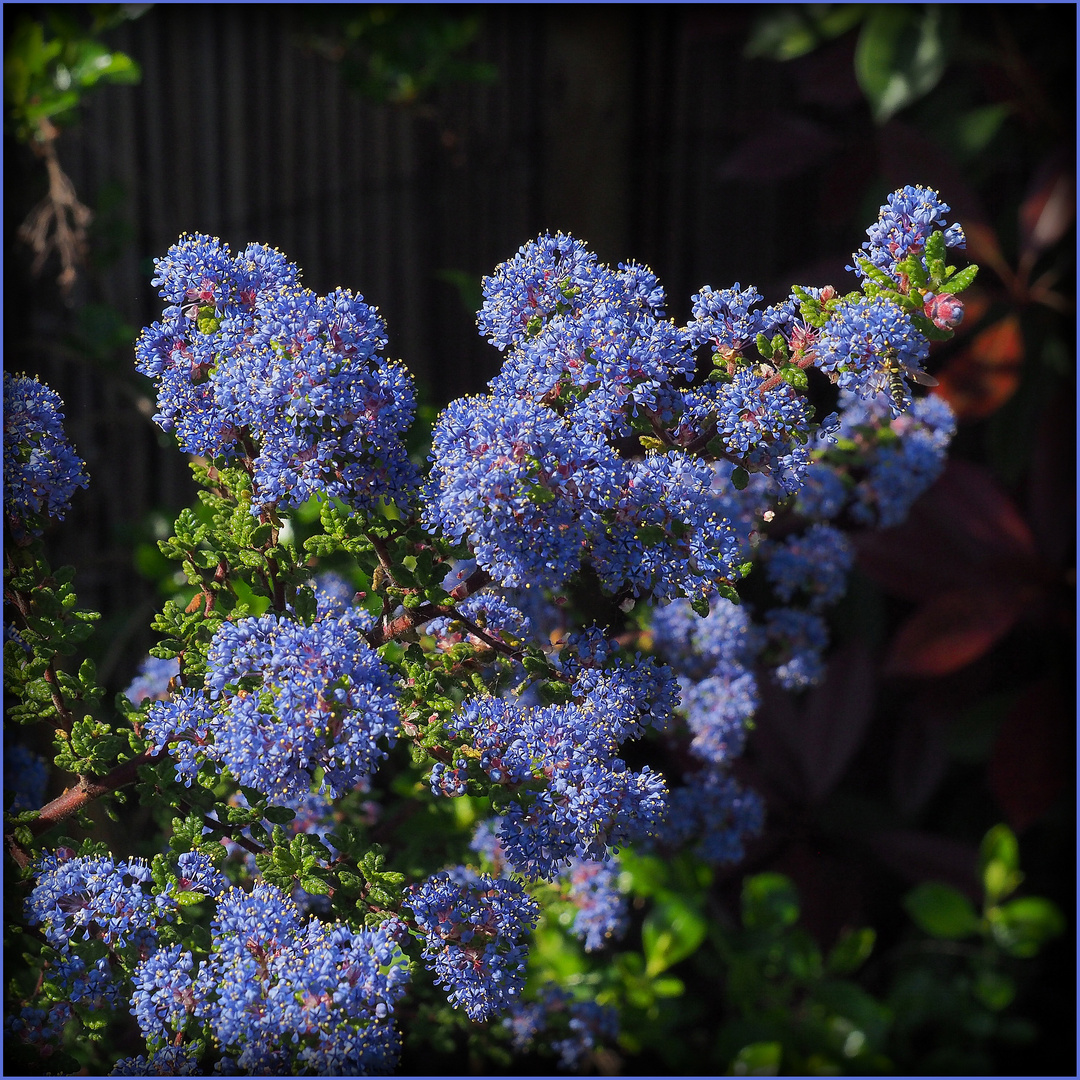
top-left (988, 895), bottom-right (1066, 957)
top-left (854, 5), bottom-right (949, 123)
top-left (745, 5), bottom-right (867, 61)
top-left (1019, 158), bottom-right (1076, 258)
top-left (642, 897), bottom-right (707, 976)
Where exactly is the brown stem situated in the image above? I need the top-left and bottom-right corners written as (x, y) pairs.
top-left (364, 568), bottom-right (494, 648)
top-left (7, 752), bottom-right (166, 859)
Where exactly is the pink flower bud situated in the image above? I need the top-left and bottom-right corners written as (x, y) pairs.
top-left (924, 292), bottom-right (964, 330)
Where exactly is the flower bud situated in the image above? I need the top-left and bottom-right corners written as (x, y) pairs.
top-left (924, 292), bottom-right (964, 330)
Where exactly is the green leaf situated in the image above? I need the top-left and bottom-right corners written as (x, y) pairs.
top-left (954, 103), bottom-right (1010, 157)
top-left (731, 466), bottom-right (750, 491)
top-left (742, 872), bottom-right (799, 933)
top-left (618, 851), bottom-right (670, 897)
top-left (729, 1040), bottom-right (783, 1076)
top-left (641, 896), bottom-right (707, 976)
top-left (973, 970), bottom-right (1016, 1012)
top-left (298, 875), bottom-right (332, 897)
top-left (826, 926), bottom-right (876, 975)
top-left (924, 229), bottom-right (947, 265)
top-left (854, 5), bottom-right (949, 123)
top-left (989, 895), bottom-right (1065, 957)
top-left (745, 5), bottom-right (867, 61)
top-left (979, 823), bottom-right (1022, 905)
top-left (941, 263), bottom-right (979, 293)
top-left (780, 365), bottom-right (808, 390)
top-left (903, 881), bottom-right (980, 939)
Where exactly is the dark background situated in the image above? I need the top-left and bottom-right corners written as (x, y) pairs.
top-left (5, 4), bottom-right (1075, 1074)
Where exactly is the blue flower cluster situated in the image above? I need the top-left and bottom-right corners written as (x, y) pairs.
top-left (3, 373), bottom-right (88, 541)
top-left (135, 234), bottom-right (419, 516)
top-left (754, 522), bottom-right (854, 690)
top-left (425, 591), bottom-right (532, 650)
top-left (653, 594), bottom-right (762, 761)
top-left (309, 569), bottom-right (358, 619)
top-left (25, 850), bottom-right (160, 953)
top-left (469, 819), bottom-right (628, 953)
top-left (503, 987), bottom-right (619, 1071)
top-left (6, 1002), bottom-right (74, 1057)
top-left (687, 283), bottom-right (795, 359)
top-left (813, 296), bottom-right (930, 412)
top-left (146, 609), bottom-right (399, 804)
top-left (761, 524), bottom-right (854, 613)
top-left (663, 768), bottom-right (766, 866)
top-left (853, 184), bottom-right (966, 283)
top-left (797, 390), bottom-right (956, 529)
top-left (434, 682), bottom-right (668, 879)
top-left (566, 855), bottom-right (629, 952)
top-left (427, 235), bottom-right (795, 602)
top-left (48, 954), bottom-right (124, 1011)
top-left (143, 883), bottom-right (410, 1073)
top-left (404, 868), bottom-right (539, 1021)
top-left (763, 606), bottom-right (830, 690)
top-left (648, 594), bottom-right (768, 862)
top-left (110, 1045), bottom-right (200, 1076)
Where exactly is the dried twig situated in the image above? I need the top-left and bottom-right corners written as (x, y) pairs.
top-left (16, 121), bottom-right (93, 298)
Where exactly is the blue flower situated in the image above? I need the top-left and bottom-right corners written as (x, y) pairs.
top-left (423, 393), bottom-right (627, 590)
top-left (49, 954), bottom-right (122, 1011)
top-left (659, 767), bottom-right (766, 865)
top-left (796, 390), bottom-right (955, 529)
top-left (26, 851), bottom-right (160, 952)
top-left (477, 233), bottom-right (602, 351)
top-left (110, 1044), bottom-right (201, 1075)
top-left (764, 607), bottom-right (829, 690)
top-left (687, 283), bottom-right (766, 355)
top-left (192, 883), bottom-right (409, 1069)
top-left (852, 184), bottom-right (966, 282)
top-left (682, 664), bottom-right (758, 766)
top-left (566, 856), bottom-right (629, 952)
top-left (502, 987), bottom-right (618, 1070)
top-left (652, 594), bottom-right (763, 682)
top-left (203, 610), bottom-right (399, 804)
top-left (762, 523), bottom-right (854, 613)
top-left (813, 296), bottom-right (930, 410)
top-left (3, 373), bottom-right (89, 541)
top-left (404, 869), bottom-right (539, 1022)
top-left (130, 944), bottom-right (198, 1043)
top-left (444, 695), bottom-right (667, 879)
top-left (136, 236), bottom-right (420, 516)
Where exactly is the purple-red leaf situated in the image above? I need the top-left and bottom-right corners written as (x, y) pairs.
top-left (856, 458), bottom-right (1038, 604)
top-left (934, 315), bottom-right (1025, 421)
top-left (882, 584), bottom-right (1033, 678)
top-left (754, 641), bottom-right (876, 804)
